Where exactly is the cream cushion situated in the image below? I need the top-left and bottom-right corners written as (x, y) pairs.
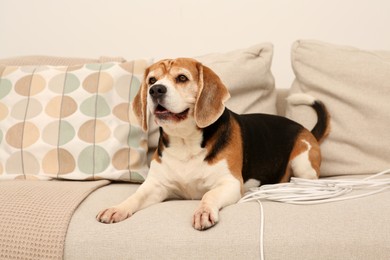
top-left (65, 175), bottom-right (390, 259)
top-left (287, 40), bottom-right (390, 176)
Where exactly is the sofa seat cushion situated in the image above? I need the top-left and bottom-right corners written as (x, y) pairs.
top-left (65, 183), bottom-right (262, 259)
top-left (65, 175), bottom-right (390, 259)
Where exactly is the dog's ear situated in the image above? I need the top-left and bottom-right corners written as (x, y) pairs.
top-left (133, 68), bottom-right (149, 131)
top-left (194, 64), bottom-right (230, 128)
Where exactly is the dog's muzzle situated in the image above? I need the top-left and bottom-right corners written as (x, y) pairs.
top-left (149, 84), bottom-right (189, 122)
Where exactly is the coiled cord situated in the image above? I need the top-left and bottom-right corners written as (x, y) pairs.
top-left (239, 168), bottom-right (390, 205)
top-left (240, 169), bottom-right (390, 260)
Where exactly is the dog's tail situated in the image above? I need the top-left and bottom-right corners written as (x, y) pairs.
top-left (287, 93), bottom-right (330, 143)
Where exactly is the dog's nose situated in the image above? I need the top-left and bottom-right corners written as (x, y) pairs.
top-left (149, 84), bottom-right (167, 99)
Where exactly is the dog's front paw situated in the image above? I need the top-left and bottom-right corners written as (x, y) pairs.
top-left (96, 207), bottom-right (132, 224)
top-left (192, 204), bottom-right (219, 231)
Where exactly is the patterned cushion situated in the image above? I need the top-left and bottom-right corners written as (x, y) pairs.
top-left (0, 60), bottom-right (150, 182)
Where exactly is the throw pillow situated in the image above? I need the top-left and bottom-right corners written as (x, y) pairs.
top-left (0, 60), bottom-right (149, 182)
top-left (287, 40), bottom-right (390, 176)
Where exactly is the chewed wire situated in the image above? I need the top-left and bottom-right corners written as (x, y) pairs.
top-left (238, 168), bottom-right (390, 205)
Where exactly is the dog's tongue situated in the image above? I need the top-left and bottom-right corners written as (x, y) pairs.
top-left (154, 105), bottom-right (189, 120)
top-left (155, 104), bottom-right (171, 114)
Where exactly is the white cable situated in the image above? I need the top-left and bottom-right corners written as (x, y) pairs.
top-left (257, 200), bottom-right (264, 260)
top-left (245, 169), bottom-right (390, 260)
top-left (239, 168), bottom-right (390, 205)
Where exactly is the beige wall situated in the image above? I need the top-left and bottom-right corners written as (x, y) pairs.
top-left (1, 0), bottom-right (390, 87)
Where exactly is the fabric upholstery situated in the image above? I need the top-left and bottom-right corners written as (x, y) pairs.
top-left (65, 183), bottom-right (262, 259)
top-left (65, 175), bottom-right (390, 260)
top-left (0, 180), bottom-right (109, 260)
top-left (287, 40), bottom-right (390, 176)
top-left (0, 61), bottom-right (149, 182)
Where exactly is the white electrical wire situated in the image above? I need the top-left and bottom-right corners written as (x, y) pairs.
top-left (239, 168), bottom-right (390, 205)
top-left (257, 200), bottom-right (264, 260)
top-left (243, 169), bottom-right (390, 260)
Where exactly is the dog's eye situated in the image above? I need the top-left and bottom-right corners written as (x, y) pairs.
top-left (148, 77), bottom-right (157, 85)
top-left (177, 74), bottom-right (188, 83)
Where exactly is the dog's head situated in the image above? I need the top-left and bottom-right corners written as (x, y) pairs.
top-left (133, 58), bottom-right (230, 132)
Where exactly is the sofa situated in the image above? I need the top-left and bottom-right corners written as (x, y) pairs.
top-left (0, 40), bottom-right (389, 260)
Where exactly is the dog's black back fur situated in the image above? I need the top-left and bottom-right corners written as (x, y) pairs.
top-left (232, 110), bottom-right (304, 185)
top-left (232, 113), bottom-right (303, 185)
top-left (201, 108), bottom-right (304, 185)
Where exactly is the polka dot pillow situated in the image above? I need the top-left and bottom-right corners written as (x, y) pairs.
top-left (0, 60), bottom-right (150, 182)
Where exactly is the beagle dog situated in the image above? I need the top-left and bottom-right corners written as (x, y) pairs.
top-left (97, 58), bottom-right (330, 230)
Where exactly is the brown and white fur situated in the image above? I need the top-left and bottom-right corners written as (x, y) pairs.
top-left (97, 58), bottom-right (330, 230)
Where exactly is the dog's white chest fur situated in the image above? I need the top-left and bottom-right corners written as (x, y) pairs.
top-left (149, 135), bottom-right (235, 200)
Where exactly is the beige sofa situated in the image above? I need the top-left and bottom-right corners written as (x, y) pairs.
top-left (1, 40), bottom-right (389, 259)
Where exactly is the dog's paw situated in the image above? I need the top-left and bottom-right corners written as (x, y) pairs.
top-left (96, 207), bottom-right (132, 224)
top-left (192, 204), bottom-right (219, 231)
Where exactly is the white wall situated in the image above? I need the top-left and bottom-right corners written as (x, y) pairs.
top-left (1, 0), bottom-right (390, 87)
